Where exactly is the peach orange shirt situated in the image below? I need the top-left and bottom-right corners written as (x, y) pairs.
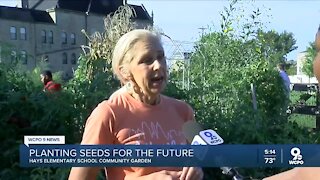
top-left (81, 89), bottom-right (194, 179)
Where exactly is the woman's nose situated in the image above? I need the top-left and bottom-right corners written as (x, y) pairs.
top-left (153, 59), bottom-right (163, 70)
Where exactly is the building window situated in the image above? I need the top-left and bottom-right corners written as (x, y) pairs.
top-left (41, 30), bottom-right (46, 43)
top-left (20, 27), bottom-right (26, 40)
top-left (61, 32), bottom-right (67, 44)
top-left (70, 33), bottom-right (76, 45)
top-left (11, 50), bottom-right (17, 62)
top-left (62, 53), bottom-right (67, 64)
top-left (10, 26), bottom-right (17, 40)
top-left (48, 31), bottom-right (53, 44)
top-left (71, 53), bottom-right (76, 64)
top-left (20, 50), bottom-right (27, 64)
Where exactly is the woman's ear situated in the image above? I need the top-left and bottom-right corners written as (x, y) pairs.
top-left (119, 65), bottom-right (131, 80)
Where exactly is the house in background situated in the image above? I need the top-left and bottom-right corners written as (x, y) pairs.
top-left (289, 51), bottom-right (318, 84)
top-left (0, 0), bottom-right (153, 79)
top-left (296, 52), bottom-right (307, 76)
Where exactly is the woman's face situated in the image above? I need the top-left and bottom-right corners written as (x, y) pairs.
top-left (128, 37), bottom-right (167, 97)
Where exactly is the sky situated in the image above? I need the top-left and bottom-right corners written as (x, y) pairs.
top-left (1, 0), bottom-right (319, 61)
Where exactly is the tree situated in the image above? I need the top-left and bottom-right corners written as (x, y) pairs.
top-left (286, 60), bottom-right (297, 76)
top-left (256, 30), bottom-right (298, 66)
top-left (302, 42), bottom-right (317, 77)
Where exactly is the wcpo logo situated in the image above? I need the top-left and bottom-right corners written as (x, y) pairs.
top-left (288, 147), bottom-right (304, 165)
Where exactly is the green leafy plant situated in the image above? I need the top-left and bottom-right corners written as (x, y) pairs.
top-left (168, 0), bottom-right (318, 179)
top-left (302, 42), bottom-right (317, 78)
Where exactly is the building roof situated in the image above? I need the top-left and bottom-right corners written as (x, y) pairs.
top-left (0, 1), bottom-right (152, 24)
top-left (0, 6), bottom-right (54, 24)
top-left (29, 0), bottom-right (59, 11)
top-left (129, 4), bottom-right (152, 21)
top-left (57, 0), bottom-right (120, 15)
top-left (56, 0), bottom-right (152, 21)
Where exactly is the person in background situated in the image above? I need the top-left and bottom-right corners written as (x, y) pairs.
top-left (40, 70), bottom-right (61, 92)
top-left (69, 29), bottom-right (203, 180)
top-left (277, 63), bottom-right (291, 94)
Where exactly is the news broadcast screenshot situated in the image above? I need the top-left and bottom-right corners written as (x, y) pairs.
top-left (1, 0), bottom-right (320, 180)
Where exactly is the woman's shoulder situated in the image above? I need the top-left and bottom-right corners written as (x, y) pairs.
top-left (91, 90), bottom-right (127, 115)
top-left (109, 87), bottom-right (126, 100)
top-left (105, 88), bottom-right (135, 113)
top-left (108, 87), bottom-right (128, 103)
top-left (161, 95), bottom-right (193, 110)
top-left (92, 100), bottom-right (114, 115)
top-left (89, 96), bottom-right (127, 123)
top-left (161, 95), bottom-right (195, 121)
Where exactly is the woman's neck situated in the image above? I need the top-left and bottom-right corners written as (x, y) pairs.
top-left (124, 81), bottom-right (160, 105)
top-left (130, 91), bottom-right (160, 105)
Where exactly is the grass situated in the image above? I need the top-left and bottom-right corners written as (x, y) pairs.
top-left (289, 114), bottom-right (316, 128)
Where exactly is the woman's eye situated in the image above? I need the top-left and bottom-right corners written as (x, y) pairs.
top-left (141, 56), bottom-right (154, 64)
top-left (157, 54), bottom-right (165, 61)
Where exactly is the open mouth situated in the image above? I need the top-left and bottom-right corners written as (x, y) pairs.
top-left (151, 76), bottom-right (164, 82)
top-left (150, 76), bottom-right (164, 86)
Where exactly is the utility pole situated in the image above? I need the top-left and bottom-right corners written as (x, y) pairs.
top-left (198, 26), bottom-right (206, 74)
top-left (198, 27), bottom-right (206, 37)
top-left (198, 27), bottom-right (207, 108)
top-left (184, 52), bottom-right (191, 90)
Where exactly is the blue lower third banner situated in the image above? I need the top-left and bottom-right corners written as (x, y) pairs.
top-left (20, 145), bottom-right (320, 167)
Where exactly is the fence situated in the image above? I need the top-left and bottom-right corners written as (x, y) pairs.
top-left (287, 83), bottom-right (320, 129)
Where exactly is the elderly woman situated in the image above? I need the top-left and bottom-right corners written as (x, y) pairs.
top-left (69, 29), bottom-right (203, 180)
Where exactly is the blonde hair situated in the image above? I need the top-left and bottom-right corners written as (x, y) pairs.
top-left (112, 29), bottom-right (161, 83)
